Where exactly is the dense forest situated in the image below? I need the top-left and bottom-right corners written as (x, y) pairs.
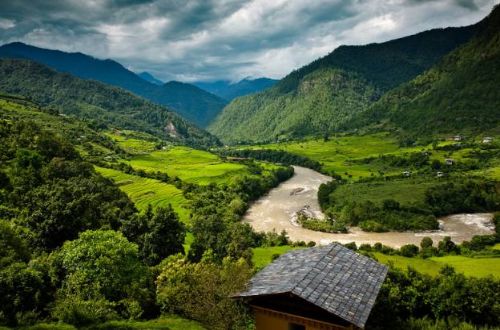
top-left (358, 5), bottom-right (500, 139)
top-left (209, 19), bottom-right (480, 143)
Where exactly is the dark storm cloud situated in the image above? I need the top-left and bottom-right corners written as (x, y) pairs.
top-left (0, 0), bottom-right (497, 81)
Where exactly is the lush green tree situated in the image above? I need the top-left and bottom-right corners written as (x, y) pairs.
top-left (0, 262), bottom-right (52, 326)
top-left (56, 230), bottom-right (147, 301)
top-left (400, 244), bottom-right (419, 257)
top-left (141, 205), bottom-right (186, 266)
top-left (0, 220), bottom-right (30, 267)
top-left (156, 255), bottom-right (253, 330)
top-left (18, 176), bottom-right (135, 250)
top-left (420, 237), bottom-right (434, 249)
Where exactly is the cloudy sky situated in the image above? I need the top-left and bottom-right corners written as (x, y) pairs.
top-left (0, 0), bottom-right (498, 82)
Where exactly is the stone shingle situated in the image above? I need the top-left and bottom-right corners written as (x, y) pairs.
top-left (236, 243), bottom-right (388, 328)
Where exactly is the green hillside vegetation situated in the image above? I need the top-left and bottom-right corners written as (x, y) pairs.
top-left (0, 59), bottom-right (219, 148)
top-left (362, 6), bottom-right (500, 139)
top-left (148, 81), bottom-right (227, 128)
top-left (210, 22), bottom-right (479, 143)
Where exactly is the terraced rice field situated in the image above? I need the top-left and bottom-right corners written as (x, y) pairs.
top-left (95, 166), bottom-right (191, 223)
top-left (126, 146), bottom-right (251, 185)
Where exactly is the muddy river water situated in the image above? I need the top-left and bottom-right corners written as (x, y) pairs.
top-left (244, 166), bottom-right (495, 247)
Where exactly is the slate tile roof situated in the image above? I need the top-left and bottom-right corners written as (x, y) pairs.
top-left (236, 243), bottom-right (388, 328)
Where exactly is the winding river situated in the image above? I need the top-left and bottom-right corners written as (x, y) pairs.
top-left (244, 166), bottom-right (495, 247)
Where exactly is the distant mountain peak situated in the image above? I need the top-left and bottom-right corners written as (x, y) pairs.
top-left (194, 77), bottom-right (278, 101)
top-left (138, 71), bottom-right (164, 85)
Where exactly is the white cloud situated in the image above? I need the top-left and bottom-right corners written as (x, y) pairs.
top-left (0, 18), bottom-right (15, 29)
top-left (0, 0), bottom-right (498, 81)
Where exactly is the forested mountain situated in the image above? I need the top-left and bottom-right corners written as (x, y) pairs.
top-left (358, 5), bottom-right (500, 138)
top-left (149, 81), bottom-right (228, 128)
top-left (209, 21), bottom-right (480, 143)
top-left (0, 42), bottom-right (225, 127)
top-left (195, 77), bottom-right (278, 101)
top-left (138, 71), bottom-right (164, 85)
top-left (0, 59), bottom-right (219, 147)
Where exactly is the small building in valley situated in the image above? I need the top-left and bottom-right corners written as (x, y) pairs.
top-left (402, 171), bottom-right (411, 177)
top-left (483, 137), bottom-right (493, 144)
top-left (445, 158), bottom-right (455, 165)
top-left (235, 243), bottom-right (388, 330)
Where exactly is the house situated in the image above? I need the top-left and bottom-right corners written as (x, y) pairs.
top-left (402, 171), bottom-right (411, 177)
top-left (453, 135), bottom-right (462, 142)
top-left (445, 158), bottom-right (454, 165)
top-left (437, 171), bottom-right (444, 178)
top-left (483, 137), bottom-right (493, 144)
top-left (235, 243), bottom-right (388, 330)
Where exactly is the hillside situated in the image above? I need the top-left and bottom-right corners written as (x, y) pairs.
top-left (195, 78), bottom-right (278, 101)
top-left (150, 81), bottom-right (228, 128)
top-left (209, 22), bottom-right (480, 143)
top-left (0, 42), bottom-right (226, 127)
top-left (0, 59), bottom-right (219, 147)
top-left (360, 5), bottom-right (500, 138)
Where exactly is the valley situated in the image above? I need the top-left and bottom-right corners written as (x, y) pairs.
top-left (0, 3), bottom-right (499, 330)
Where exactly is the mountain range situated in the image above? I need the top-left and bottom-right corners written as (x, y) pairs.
top-left (208, 9), bottom-right (498, 143)
top-left (0, 58), bottom-right (219, 148)
top-left (0, 42), bottom-right (226, 128)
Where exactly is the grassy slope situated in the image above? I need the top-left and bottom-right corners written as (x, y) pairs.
top-left (252, 246), bottom-right (303, 269)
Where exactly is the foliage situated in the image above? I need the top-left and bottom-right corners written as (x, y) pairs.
top-left (367, 267), bottom-right (500, 328)
top-left (156, 256), bottom-right (253, 330)
top-left (0, 261), bottom-right (53, 326)
top-left (121, 205), bottom-right (186, 266)
top-left (425, 180), bottom-right (499, 216)
top-left (53, 230), bottom-right (153, 324)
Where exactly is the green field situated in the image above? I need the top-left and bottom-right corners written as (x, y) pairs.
top-left (331, 178), bottom-right (437, 207)
top-left (249, 132), bottom-right (401, 178)
top-left (252, 246), bottom-right (303, 268)
top-left (95, 167), bottom-right (191, 223)
top-left (373, 253), bottom-right (500, 278)
top-left (104, 130), bottom-right (158, 154)
top-left (246, 133), bottom-right (499, 180)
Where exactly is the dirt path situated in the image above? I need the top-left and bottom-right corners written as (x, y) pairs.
top-left (244, 166), bottom-right (495, 247)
